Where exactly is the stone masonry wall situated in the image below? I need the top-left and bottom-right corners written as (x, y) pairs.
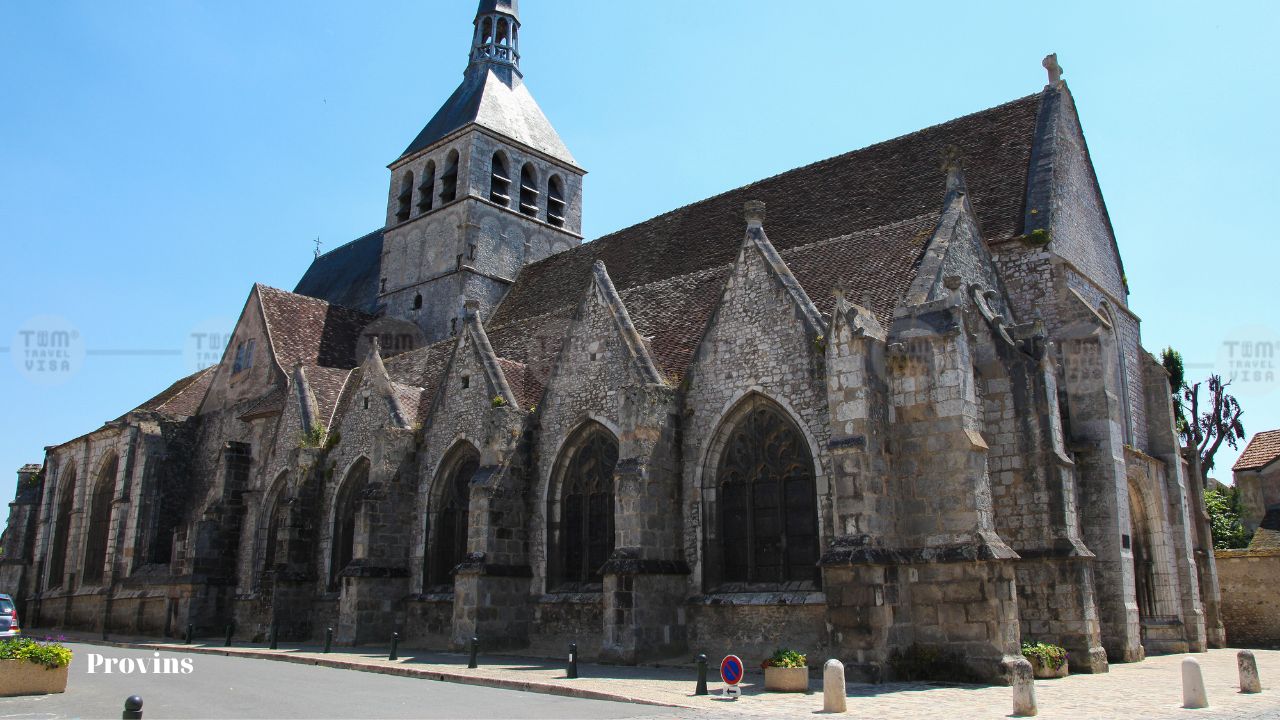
top-left (1215, 548), bottom-right (1280, 647)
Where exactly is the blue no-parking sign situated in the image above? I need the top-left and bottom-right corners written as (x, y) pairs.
top-left (720, 655), bottom-right (744, 685)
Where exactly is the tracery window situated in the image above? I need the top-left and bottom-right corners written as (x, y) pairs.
top-left (82, 454), bottom-right (118, 585)
top-left (716, 397), bottom-right (819, 586)
top-left (551, 425), bottom-right (617, 588)
top-left (428, 445), bottom-right (479, 587)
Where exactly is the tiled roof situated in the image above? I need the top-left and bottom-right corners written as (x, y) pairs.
top-left (293, 229), bottom-right (384, 314)
top-left (489, 92), bottom-right (1042, 332)
top-left (1233, 429), bottom-right (1280, 472)
top-left (307, 366), bottom-right (354, 427)
top-left (383, 342), bottom-right (457, 422)
top-left (238, 387), bottom-right (286, 421)
top-left (256, 284), bottom-right (375, 371)
top-left (496, 357), bottom-right (543, 409)
top-left (127, 366), bottom-right (216, 420)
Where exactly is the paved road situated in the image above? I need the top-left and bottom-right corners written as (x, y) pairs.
top-left (0, 644), bottom-right (688, 719)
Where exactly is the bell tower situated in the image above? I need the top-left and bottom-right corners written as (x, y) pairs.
top-left (377, 0), bottom-right (585, 343)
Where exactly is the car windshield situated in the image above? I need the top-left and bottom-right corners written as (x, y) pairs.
top-left (0, 599), bottom-right (13, 614)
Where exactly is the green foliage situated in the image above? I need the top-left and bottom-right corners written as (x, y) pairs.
top-left (1161, 347), bottom-right (1189, 436)
top-left (491, 395), bottom-right (507, 408)
top-left (888, 644), bottom-right (982, 683)
top-left (762, 648), bottom-right (807, 669)
top-left (299, 423), bottom-right (327, 449)
top-left (813, 334), bottom-right (826, 355)
top-left (1021, 641), bottom-right (1068, 670)
top-left (1026, 228), bottom-right (1050, 245)
top-left (0, 637), bottom-right (73, 668)
top-left (1204, 486), bottom-right (1252, 549)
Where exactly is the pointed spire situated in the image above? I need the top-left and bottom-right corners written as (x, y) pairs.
top-left (471, 0), bottom-right (521, 75)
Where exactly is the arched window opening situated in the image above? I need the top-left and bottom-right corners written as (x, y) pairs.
top-left (428, 445), bottom-right (480, 588)
top-left (47, 468), bottom-right (76, 590)
top-left (395, 171), bottom-right (414, 222)
top-left (260, 478), bottom-right (289, 587)
top-left (82, 455), bottom-right (119, 585)
top-left (439, 151), bottom-right (459, 204)
top-left (496, 19), bottom-right (509, 46)
top-left (547, 176), bottom-right (566, 228)
top-left (518, 164), bottom-right (539, 217)
top-left (715, 397), bottom-right (819, 587)
top-left (417, 161), bottom-right (436, 213)
top-left (489, 153), bottom-right (511, 207)
top-left (481, 17), bottom-right (493, 44)
top-left (550, 425), bottom-right (618, 589)
top-left (329, 459), bottom-right (370, 590)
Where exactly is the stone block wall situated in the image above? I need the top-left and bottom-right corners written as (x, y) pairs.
top-left (1215, 548), bottom-right (1280, 647)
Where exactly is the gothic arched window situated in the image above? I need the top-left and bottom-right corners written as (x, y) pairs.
top-left (489, 153), bottom-right (511, 207)
top-left (439, 150), bottom-right (459, 204)
top-left (428, 444), bottom-right (479, 588)
top-left (82, 454), bottom-right (118, 585)
top-left (329, 458), bottom-right (370, 590)
top-left (714, 397), bottom-right (819, 587)
top-left (418, 160), bottom-right (436, 213)
top-left (47, 466), bottom-right (76, 590)
top-left (518, 163), bottom-right (538, 217)
top-left (550, 424), bottom-right (618, 589)
top-left (547, 175), bottom-right (566, 228)
top-left (259, 475), bottom-right (289, 587)
top-left (396, 171), bottom-right (414, 222)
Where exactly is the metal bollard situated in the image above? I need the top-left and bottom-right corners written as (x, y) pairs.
top-left (184, 624), bottom-right (193, 645)
top-left (695, 654), bottom-right (708, 696)
top-left (468, 636), bottom-right (479, 669)
top-left (567, 642), bottom-right (578, 679)
top-left (268, 623), bottom-right (278, 650)
top-left (224, 623), bottom-right (234, 647)
top-left (324, 627), bottom-right (333, 654)
top-left (390, 632), bottom-right (400, 661)
top-left (122, 695), bottom-right (143, 719)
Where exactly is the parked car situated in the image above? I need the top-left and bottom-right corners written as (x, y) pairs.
top-left (0, 594), bottom-right (19, 637)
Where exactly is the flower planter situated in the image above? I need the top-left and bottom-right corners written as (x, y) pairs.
top-left (0, 659), bottom-right (69, 696)
top-left (1028, 656), bottom-right (1068, 679)
top-left (764, 665), bottom-right (809, 692)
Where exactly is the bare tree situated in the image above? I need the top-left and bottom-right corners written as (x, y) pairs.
top-left (1161, 347), bottom-right (1246, 483)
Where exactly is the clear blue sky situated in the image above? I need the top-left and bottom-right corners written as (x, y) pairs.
top-left (2, 1), bottom-right (1277, 512)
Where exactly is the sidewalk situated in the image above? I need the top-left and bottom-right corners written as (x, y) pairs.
top-left (46, 631), bottom-right (1280, 719)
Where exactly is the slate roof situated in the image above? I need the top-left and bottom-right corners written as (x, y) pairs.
top-left (256, 284), bottom-right (375, 371)
top-left (399, 68), bottom-right (579, 168)
top-left (1233, 429), bottom-right (1280, 472)
top-left (294, 229), bottom-right (384, 314)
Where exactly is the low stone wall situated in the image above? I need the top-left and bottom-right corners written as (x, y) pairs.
top-left (1215, 548), bottom-right (1280, 647)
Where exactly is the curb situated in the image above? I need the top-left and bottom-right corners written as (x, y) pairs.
top-left (67, 638), bottom-right (697, 710)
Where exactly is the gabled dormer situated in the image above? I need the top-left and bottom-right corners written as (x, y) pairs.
top-left (378, 0), bottom-right (585, 344)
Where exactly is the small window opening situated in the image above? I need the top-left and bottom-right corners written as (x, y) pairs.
top-left (518, 163), bottom-right (539, 217)
top-left (363, 396), bottom-right (370, 410)
top-left (439, 150), bottom-right (459, 203)
top-left (232, 339), bottom-right (256, 374)
top-left (417, 161), bottom-right (436, 213)
top-left (496, 19), bottom-right (509, 46)
top-left (451, 318), bottom-right (458, 335)
top-left (468, 244), bottom-right (476, 260)
top-left (481, 18), bottom-right (493, 44)
top-left (461, 375), bottom-right (471, 389)
top-left (547, 175), bottom-right (566, 228)
top-left (413, 293), bottom-right (423, 310)
top-left (396, 171), bottom-right (414, 222)
top-left (490, 153), bottom-right (510, 207)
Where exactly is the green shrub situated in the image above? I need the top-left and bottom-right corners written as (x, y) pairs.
top-left (1021, 640), bottom-right (1068, 670)
top-left (762, 647), bottom-right (807, 669)
top-left (0, 637), bottom-right (73, 668)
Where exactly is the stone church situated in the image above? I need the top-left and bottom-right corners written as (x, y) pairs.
top-left (0, 0), bottom-right (1225, 682)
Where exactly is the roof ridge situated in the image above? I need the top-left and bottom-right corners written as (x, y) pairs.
top-left (777, 213), bottom-right (940, 257)
top-left (312, 228), bottom-right (383, 261)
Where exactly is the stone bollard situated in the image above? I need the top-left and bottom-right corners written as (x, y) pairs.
top-left (122, 695), bottom-right (143, 719)
top-left (1239, 650), bottom-right (1262, 694)
top-left (1012, 659), bottom-right (1037, 717)
top-left (695, 654), bottom-right (708, 696)
top-left (389, 632), bottom-right (400, 662)
top-left (1182, 656), bottom-right (1209, 709)
top-left (823, 659), bottom-right (847, 713)
top-left (324, 627), bottom-right (333, 654)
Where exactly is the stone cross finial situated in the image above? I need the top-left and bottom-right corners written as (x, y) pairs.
top-left (743, 200), bottom-right (766, 228)
top-left (942, 145), bottom-right (966, 193)
top-left (1043, 53), bottom-right (1063, 85)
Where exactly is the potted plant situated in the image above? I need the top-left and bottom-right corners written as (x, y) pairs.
top-left (0, 637), bottom-right (73, 696)
top-left (1021, 640), bottom-right (1068, 679)
top-left (762, 648), bottom-right (809, 692)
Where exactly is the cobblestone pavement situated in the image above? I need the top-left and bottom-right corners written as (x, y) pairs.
top-left (50, 633), bottom-right (1280, 719)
